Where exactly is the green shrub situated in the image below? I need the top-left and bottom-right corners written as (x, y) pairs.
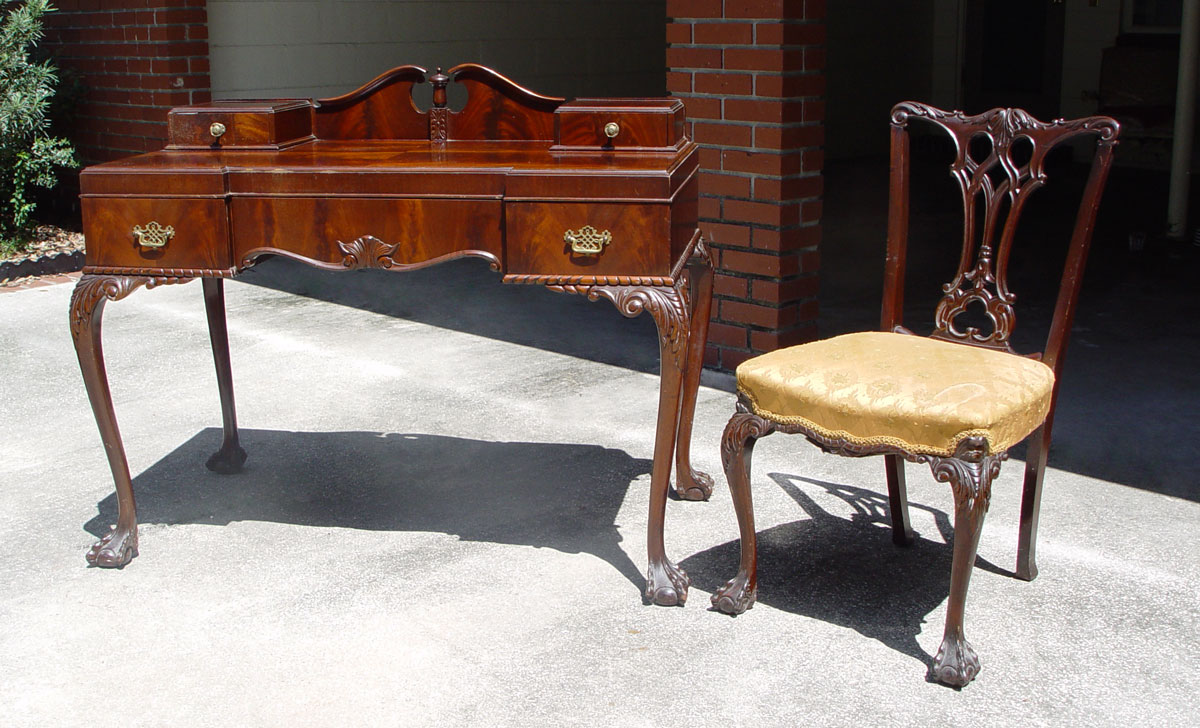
top-left (0, 0), bottom-right (77, 255)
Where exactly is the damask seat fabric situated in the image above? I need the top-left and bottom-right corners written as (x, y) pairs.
top-left (736, 331), bottom-right (1055, 456)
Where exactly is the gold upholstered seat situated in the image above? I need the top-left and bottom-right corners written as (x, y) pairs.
top-left (736, 331), bottom-right (1055, 457)
top-left (710, 102), bottom-right (1120, 688)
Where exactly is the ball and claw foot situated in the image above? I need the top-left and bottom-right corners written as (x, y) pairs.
top-left (86, 525), bottom-right (138, 568)
top-left (645, 559), bottom-right (690, 606)
top-left (674, 468), bottom-right (715, 501)
top-left (931, 634), bottom-right (980, 687)
top-left (205, 443), bottom-right (247, 474)
top-left (711, 572), bottom-right (756, 615)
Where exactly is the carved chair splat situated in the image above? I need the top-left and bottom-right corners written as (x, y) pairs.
top-left (712, 102), bottom-right (1118, 686)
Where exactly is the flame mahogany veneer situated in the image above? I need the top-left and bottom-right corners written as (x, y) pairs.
top-left (70, 64), bottom-right (713, 607)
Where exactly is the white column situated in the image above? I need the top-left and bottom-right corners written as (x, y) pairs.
top-left (1167, 0), bottom-right (1200, 240)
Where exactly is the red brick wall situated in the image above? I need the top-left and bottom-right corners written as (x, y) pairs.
top-left (41, 0), bottom-right (211, 164)
top-left (667, 0), bottom-right (825, 371)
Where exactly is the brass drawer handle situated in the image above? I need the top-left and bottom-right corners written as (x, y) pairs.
top-left (604, 122), bottom-right (620, 139)
top-left (209, 122), bottom-right (226, 138)
top-left (132, 221), bottom-right (175, 248)
top-left (564, 225), bottom-right (611, 256)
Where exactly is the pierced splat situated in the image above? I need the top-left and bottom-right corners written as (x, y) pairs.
top-left (890, 102), bottom-right (1118, 352)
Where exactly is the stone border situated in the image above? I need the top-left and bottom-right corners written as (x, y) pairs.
top-left (0, 270), bottom-right (81, 293)
top-left (0, 249), bottom-right (85, 284)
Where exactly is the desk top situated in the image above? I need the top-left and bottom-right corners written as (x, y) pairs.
top-left (82, 141), bottom-right (696, 201)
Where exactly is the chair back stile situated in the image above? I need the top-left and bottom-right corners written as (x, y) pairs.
top-left (881, 120), bottom-right (911, 334)
top-left (1043, 141), bottom-right (1118, 375)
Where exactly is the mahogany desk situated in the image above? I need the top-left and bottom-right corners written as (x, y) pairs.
top-left (70, 64), bottom-right (713, 607)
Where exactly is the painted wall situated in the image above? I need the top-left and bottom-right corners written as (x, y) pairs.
top-left (206, 0), bottom-right (667, 101)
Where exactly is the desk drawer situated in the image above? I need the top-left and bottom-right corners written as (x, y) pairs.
top-left (81, 197), bottom-right (231, 271)
top-left (505, 202), bottom-right (670, 278)
top-left (232, 198), bottom-right (503, 269)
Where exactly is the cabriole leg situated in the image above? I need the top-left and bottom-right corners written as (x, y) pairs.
top-left (70, 275), bottom-right (189, 567)
top-left (577, 282), bottom-right (692, 605)
top-left (644, 318), bottom-right (690, 605)
top-left (202, 278), bottom-right (247, 474)
top-left (673, 243), bottom-right (716, 501)
top-left (640, 283), bottom-right (691, 606)
top-left (711, 406), bottom-right (774, 615)
top-left (927, 437), bottom-right (1002, 687)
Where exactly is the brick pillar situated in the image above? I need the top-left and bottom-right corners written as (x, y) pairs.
top-left (41, 0), bottom-right (211, 164)
top-left (667, 0), bottom-right (825, 371)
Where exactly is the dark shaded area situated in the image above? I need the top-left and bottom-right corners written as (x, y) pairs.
top-left (237, 258), bottom-right (664, 376)
top-left (964, 0), bottom-right (1064, 120)
top-left (86, 428), bottom-right (652, 595)
top-left (821, 149), bottom-right (1200, 501)
top-left (681, 473), bottom-right (1007, 674)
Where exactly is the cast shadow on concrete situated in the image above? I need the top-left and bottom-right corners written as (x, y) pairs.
top-left (85, 427), bottom-right (652, 595)
top-left (237, 257), bottom-right (664, 375)
top-left (680, 472), bottom-right (1008, 674)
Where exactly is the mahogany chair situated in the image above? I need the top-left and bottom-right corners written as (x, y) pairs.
top-left (711, 102), bottom-right (1119, 686)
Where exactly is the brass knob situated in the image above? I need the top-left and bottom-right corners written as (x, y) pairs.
top-left (209, 122), bottom-right (226, 139)
top-left (603, 122), bottom-right (620, 139)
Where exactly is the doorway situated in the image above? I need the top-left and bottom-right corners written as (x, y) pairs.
top-left (962, 0), bottom-right (1067, 118)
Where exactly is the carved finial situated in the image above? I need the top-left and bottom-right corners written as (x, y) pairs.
top-left (430, 67), bottom-right (449, 109)
top-left (429, 67), bottom-right (450, 143)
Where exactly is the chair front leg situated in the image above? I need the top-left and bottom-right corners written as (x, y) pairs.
top-left (927, 437), bottom-right (1003, 687)
top-left (711, 406), bottom-right (775, 615)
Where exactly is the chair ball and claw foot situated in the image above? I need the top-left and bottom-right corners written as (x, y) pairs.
top-left (933, 631), bottom-right (980, 687)
top-left (674, 468), bottom-right (714, 501)
top-left (86, 524), bottom-right (138, 568)
top-left (645, 558), bottom-right (690, 606)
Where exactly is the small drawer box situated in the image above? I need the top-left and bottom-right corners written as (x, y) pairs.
top-left (553, 99), bottom-right (687, 152)
top-left (167, 100), bottom-right (314, 150)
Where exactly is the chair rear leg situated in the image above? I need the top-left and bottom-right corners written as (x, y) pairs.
top-left (885, 453), bottom-right (915, 545)
top-left (711, 409), bottom-right (774, 615)
top-left (1017, 423), bottom-right (1051, 581)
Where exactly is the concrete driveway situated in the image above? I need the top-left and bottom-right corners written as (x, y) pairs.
top-left (2, 257), bottom-right (1197, 726)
